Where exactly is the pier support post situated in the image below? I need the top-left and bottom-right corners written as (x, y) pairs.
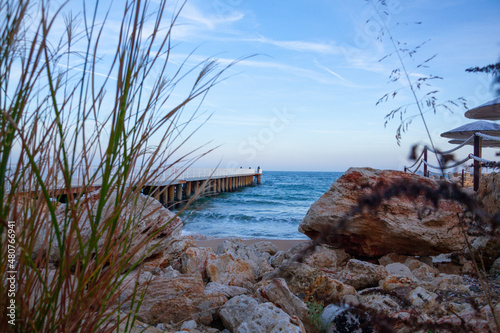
top-left (423, 148), bottom-right (428, 177)
top-left (256, 174), bottom-right (261, 185)
top-left (159, 187), bottom-right (167, 205)
top-left (195, 181), bottom-right (200, 195)
top-left (186, 182), bottom-right (192, 199)
top-left (176, 184), bottom-right (183, 202)
top-left (168, 185), bottom-right (175, 207)
top-left (473, 134), bottom-right (482, 192)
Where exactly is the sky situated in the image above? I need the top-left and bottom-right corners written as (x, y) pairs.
top-left (62, 0), bottom-right (500, 172)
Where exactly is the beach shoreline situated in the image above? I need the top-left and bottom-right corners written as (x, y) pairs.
top-left (195, 238), bottom-right (308, 252)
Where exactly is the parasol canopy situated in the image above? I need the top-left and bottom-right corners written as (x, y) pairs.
top-left (464, 97), bottom-right (500, 120)
top-left (440, 120), bottom-right (500, 140)
top-left (448, 139), bottom-right (500, 148)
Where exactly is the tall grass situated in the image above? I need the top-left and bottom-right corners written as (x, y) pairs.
top-left (0, 0), bottom-right (232, 331)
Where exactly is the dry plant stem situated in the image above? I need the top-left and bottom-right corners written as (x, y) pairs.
top-left (0, 0), bottom-right (235, 331)
top-left (459, 223), bottom-right (499, 332)
top-left (369, 0), bottom-right (444, 174)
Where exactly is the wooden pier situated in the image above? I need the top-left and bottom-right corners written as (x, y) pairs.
top-left (16, 167), bottom-right (262, 207)
top-left (142, 168), bottom-right (262, 208)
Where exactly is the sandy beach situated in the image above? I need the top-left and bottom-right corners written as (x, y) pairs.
top-left (195, 238), bottom-right (307, 252)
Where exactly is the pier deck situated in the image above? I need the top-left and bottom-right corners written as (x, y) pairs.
top-left (14, 168), bottom-right (262, 207)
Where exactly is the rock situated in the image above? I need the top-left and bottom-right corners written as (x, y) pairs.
top-left (432, 253), bottom-right (464, 275)
top-left (321, 304), bottom-right (374, 333)
top-left (478, 172), bottom-right (500, 215)
top-left (180, 247), bottom-right (217, 279)
top-left (206, 253), bottom-right (255, 288)
top-left (270, 251), bottom-right (289, 268)
top-left (431, 274), bottom-right (470, 294)
top-left (205, 282), bottom-right (248, 298)
top-left (466, 235), bottom-right (500, 269)
top-left (219, 295), bottom-right (306, 333)
top-left (385, 263), bottom-right (418, 279)
top-left (117, 269), bottom-right (155, 307)
top-left (411, 263), bottom-right (437, 282)
top-left (34, 190), bottom-right (183, 265)
top-left (159, 266), bottom-right (181, 279)
top-left (409, 286), bottom-right (438, 310)
top-left (299, 167), bottom-right (466, 257)
top-left (338, 259), bottom-right (388, 290)
top-left (105, 314), bottom-right (165, 333)
top-left (266, 261), bottom-right (356, 304)
top-left (136, 274), bottom-right (227, 325)
top-left (181, 320), bottom-right (198, 330)
top-left (358, 290), bottom-right (403, 314)
top-left (301, 245), bottom-right (351, 270)
top-left (378, 253), bottom-right (413, 266)
top-left (341, 294), bottom-right (360, 308)
top-left (255, 278), bottom-right (315, 333)
top-left (489, 257), bottom-right (500, 276)
top-left (380, 274), bottom-right (418, 291)
top-left (215, 239), bottom-right (274, 278)
top-left (249, 241), bottom-right (279, 255)
top-left (160, 236), bottom-right (196, 262)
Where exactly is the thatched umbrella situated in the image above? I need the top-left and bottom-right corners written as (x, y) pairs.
top-left (464, 97), bottom-right (500, 120)
top-left (440, 120), bottom-right (500, 139)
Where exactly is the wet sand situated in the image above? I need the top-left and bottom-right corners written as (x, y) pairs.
top-left (195, 238), bottom-right (308, 252)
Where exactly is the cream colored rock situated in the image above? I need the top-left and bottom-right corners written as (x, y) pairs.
top-left (34, 190), bottom-right (182, 265)
top-left (301, 244), bottom-right (351, 270)
top-left (180, 246), bottom-right (217, 279)
top-left (136, 274), bottom-right (227, 325)
top-left (205, 282), bottom-right (247, 298)
top-left (358, 291), bottom-right (402, 314)
top-left (299, 168), bottom-right (465, 257)
top-left (219, 295), bottom-right (306, 333)
top-left (266, 261), bottom-right (356, 304)
top-left (380, 274), bottom-right (418, 291)
top-left (206, 253), bottom-right (255, 288)
top-left (478, 172), bottom-right (500, 215)
top-left (338, 259), bottom-right (388, 290)
top-left (249, 241), bottom-right (279, 255)
top-left (215, 239), bottom-right (274, 278)
top-left (255, 278), bottom-right (317, 333)
top-left (409, 286), bottom-right (438, 310)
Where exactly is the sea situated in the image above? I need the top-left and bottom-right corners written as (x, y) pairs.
top-left (178, 171), bottom-right (344, 240)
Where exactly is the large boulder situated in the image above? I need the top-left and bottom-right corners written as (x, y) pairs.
top-left (299, 167), bottom-right (465, 257)
top-left (136, 274), bottom-right (227, 325)
top-left (34, 190), bottom-right (182, 265)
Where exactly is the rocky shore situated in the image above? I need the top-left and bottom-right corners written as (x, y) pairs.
top-left (37, 168), bottom-right (500, 332)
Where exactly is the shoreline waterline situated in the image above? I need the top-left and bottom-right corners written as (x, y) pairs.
top-left (195, 238), bottom-right (309, 252)
top-left (178, 171), bottom-right (343, 239)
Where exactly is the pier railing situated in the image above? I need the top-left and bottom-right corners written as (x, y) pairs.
top-left (158, 167), bottom-right (258, 182)
top-left (4, 166), bottom-right (261, 193)
top-left (404, 132), bottom-right (500, 191)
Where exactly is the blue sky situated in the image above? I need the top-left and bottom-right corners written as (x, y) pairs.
top-left (68, 0), bottom-right (500, 172)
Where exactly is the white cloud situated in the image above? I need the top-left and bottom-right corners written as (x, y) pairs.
top-left (248, 35), bottom-right (341, 54)
top-left (179, 3), bottom-right (244, 30)
top-left (313, 59), bottom-right (350, 83)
